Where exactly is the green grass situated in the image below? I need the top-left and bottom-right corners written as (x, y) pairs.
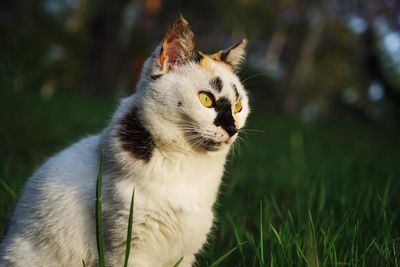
top-left (124, 187), bottom-right (135, 267)
top-left (93, 150), bottom-right (135, 267)
top-left (1, 90), bottom-right (399, 266)
top-left (96, 150), bottom-right (106, 267)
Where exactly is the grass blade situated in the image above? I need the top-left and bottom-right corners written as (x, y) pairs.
top-left (226, 214), bottom-right (245, 264)
top-left (270, 224), bottom-right (283, 249)
top-left (96, 150), bottom-right (105, 267)
top-left (123, 187), bottom-right (135, 267)
top-left (307, 210), bottom-right (319, 267)
top-left (0, 178), bottom-right (16, 199)
top-left (259, 201), bottom-right (265, 265)
top-left (209, 241), bottom-right (248, 267)
top-left (172, 256), bottom-right (184, 267)
top-left (82, 259), bottom-right (86, 267)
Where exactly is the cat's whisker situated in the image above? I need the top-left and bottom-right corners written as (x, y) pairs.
top-left (231, 138), bottom-right (240, 158)
top-left (236, 134), bottom-right (250, 150)
top-left (238, 129), bottom-right (265, 137)
top-left (239, 128), bottom-right (265, 133)
top-left (241, 72), bottom-right (267, 85)
top-left (185, 136), bottom-right (203, 142)
top-left (230, 141), bottom-right (238, 159)
top-left (191, 137), bottom-right (205, 150)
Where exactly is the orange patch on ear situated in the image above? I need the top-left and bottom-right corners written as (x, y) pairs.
top-left (209, 39), bottom-right (247, 71)
top-left (159, 42), bottom-right (167, 66)
top-left (207, 52), bottom-right (232, 70)
top-left (198, 52), bottom-right (234, 73)
top-left (158, 16), bottom-right (196, 71)
top-left (210, 52), bottom-right (222, 61)
top-left (198, 54), bottom-right (214, 74)
top-left (210, 55), bottom-right (234, 71)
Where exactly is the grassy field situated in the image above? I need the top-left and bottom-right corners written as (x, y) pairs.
top-left (1, 90), bottom-right (399, 266)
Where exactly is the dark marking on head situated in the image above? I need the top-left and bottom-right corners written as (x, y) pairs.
top-left (213, 97), bottom-right (237, 137)
top-left (220, 40), bottom-right (243, 66)
top-left (119, 107), bottom-right (154, 162)
top-left (151, 74), bottom-right (163, 80)
top-left (210, 77), bottom-right (223, 93)
top-left (193, 51), bottom-right (203, 63)
top-left (232, 84), bottom-right (240, 100)
top-left (220, 51), bottom-right (228, 64)
top-left (177, 101), bottom-right (182, 107)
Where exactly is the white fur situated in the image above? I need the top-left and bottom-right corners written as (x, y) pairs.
top-left (0, 41), bottom-right (249, 266)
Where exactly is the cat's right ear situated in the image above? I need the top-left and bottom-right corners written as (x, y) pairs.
top-left (155, 16), bottom-right (197, 72)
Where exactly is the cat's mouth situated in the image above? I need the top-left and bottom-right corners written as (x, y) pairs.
top-left (198, 138), bottom-right (223, 151)
top-left (183, 130), bottom-right (228, 151)
top-left (179, 118), bottom-right (232, 151)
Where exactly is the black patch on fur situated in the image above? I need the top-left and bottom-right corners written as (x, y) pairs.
top-left (214, 97), bottom-right (237, 136)
top-left (220, 51), bottom-right (229, 63)
top-left (119, 107), bottom-right (154, 162)
top-left (200, 138), bottom-right (219, 151)
top-left (220, 40), bottom-right (242, 64)
top-left (151, 74), bottom-right (163, 80)
top-left (210, 77), bottom-right (223, 92)
top-left (193, 51), bottom-right (203, 63)
top-left (232, 84), bottom-right (240, 100)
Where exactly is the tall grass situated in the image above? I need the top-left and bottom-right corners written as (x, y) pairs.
top-left (94, 151), bottom-right (136, 267)
top-left (123, 187), bottom-right (135, 267)
top-left (96, 150), bottom-right (105, 267)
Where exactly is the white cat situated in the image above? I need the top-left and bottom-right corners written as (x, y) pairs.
top-left (0, 17), bottom-right (250, 267)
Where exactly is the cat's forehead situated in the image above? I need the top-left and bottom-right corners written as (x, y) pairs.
top-left (197, 54), bottom-right (245, 100)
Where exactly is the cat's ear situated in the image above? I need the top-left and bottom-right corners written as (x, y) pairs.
top-left (157, 16), bottom-right (197, 72)
top-left (212, 38), bottom-right (248, 70)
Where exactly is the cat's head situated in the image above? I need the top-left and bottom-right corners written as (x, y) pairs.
top-left (131, 17), bottom-right (250, 153)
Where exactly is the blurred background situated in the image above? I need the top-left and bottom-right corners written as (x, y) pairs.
top-left (1, 0), bottom-right (400, 266)
top-left (1, 0), bottom-right (400, 124)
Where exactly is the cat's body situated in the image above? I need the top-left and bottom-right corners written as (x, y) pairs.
top-left (0, 17), bottom-right (249, 267)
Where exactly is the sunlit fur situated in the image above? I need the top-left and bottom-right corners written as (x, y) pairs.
top-left (0, 18), bottom-right (250, 267)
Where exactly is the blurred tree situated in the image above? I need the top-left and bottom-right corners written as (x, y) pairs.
top-left (1, 0), bottom-right (400, 125)
top-left (86, 0), bottom-right (132, 96)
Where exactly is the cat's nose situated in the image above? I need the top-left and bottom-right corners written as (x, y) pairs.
top-left (225, 125), bottom-right (238, 137)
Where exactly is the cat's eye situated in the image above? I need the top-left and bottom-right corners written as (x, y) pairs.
top-left (234, 101), bottom-right (242, 113)
top-left (198, 92), bottom-right (215, 108)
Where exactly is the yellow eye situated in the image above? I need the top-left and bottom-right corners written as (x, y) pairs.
top-left (234, 101), bottom-right (242, 113)
top-left (198, 92), bottom-right (215, 108)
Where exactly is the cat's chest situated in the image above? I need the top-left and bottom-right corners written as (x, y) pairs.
top-left (141, 158), bottom-right (220, 251)
top-left (116, 151), bottom-right (226, 211)
top-left (152, 153), bottom-right (225, 205)
top-left (111, 152), bottom-right (227, 256)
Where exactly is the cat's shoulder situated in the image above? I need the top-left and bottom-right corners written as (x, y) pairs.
top-left (30, 134), bottom-right (101, 186)
top-left (46, 134), bottom-right (100, 166)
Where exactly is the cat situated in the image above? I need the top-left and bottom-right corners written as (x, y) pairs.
top-left (0, 16), bottom-right (250, 267)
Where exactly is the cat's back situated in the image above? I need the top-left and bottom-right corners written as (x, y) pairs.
top-left (19, 134), bottom-right (100, 206)
top-left (0, 135), bottom-right (101, 266)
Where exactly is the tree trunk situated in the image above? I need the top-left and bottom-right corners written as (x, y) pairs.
top-left (284, 9), bottom-right (325, 112)
top-left (87, 0), bottom-right (130, 96)
top-left (362, 23), bottom-right (400, 125)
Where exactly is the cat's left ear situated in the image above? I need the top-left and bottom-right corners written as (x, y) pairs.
top-left (212, 38), bottom-right (248, 70)
top-left (157, 16), bottom-right (197, 72)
